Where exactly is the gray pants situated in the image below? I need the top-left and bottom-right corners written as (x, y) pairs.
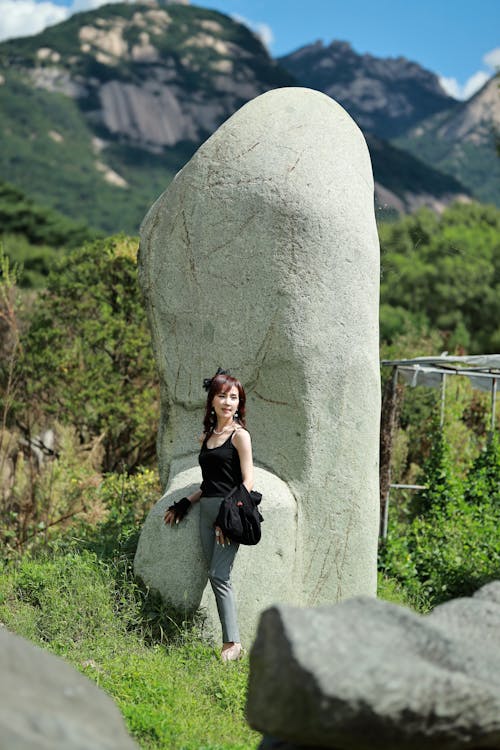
top-left (199, 496), bottom-right (240, 643)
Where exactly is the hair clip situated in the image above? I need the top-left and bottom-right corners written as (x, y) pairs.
top-left (202, 367), bottom-right (230, 391)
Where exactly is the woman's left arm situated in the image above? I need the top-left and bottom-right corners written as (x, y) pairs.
top-left (233, 430), bottom-right (254, 491)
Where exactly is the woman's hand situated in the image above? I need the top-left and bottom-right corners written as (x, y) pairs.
top-left (215, 525), bottom-right (230, 546)
top-left (164, 496), bottom-right (191, 525)
top-left (164, 508), bottom-right (176, 526)
top-left (164, 490), bottom-right (202, 526)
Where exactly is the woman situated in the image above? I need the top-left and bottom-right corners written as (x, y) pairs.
top-left (164, 369), bottom-right (254, 662)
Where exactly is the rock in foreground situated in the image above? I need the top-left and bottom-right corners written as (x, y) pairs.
top-left (0, 627), bottom-right (138, 750)
top-left (247, 582), bottom-right (500, 750)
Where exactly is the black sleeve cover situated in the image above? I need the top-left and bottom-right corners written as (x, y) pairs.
top-left (168, 496), bottom-right (192, 522)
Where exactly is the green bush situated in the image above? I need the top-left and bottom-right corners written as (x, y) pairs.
top-left (0, 424), bottom-right (103, 557)
top-left (379, 202), bottom-right (500, 351)
top-left (380, 427), bottom-right (500, 606)
top-left (464, 433), bottom-right (500, 506)
top-left (18, 234), bottom-right (159, 472)
top-left (69, 467), bottom-right (161, 570)
top-left (15, 552), bottom-right (121, 649)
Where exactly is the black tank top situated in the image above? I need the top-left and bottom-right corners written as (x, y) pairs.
top-left (199, 431), bottom-right (243, 497)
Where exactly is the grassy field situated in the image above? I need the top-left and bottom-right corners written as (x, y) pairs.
top-left (0, 546), bottom-right (421, 749)
top-left (0, 550), bottom-right (258, 749)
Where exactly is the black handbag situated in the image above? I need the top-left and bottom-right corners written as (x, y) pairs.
top-left (215, 484), bottom-right (263, 545)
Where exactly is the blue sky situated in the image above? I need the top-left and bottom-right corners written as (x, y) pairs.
top-left (1, 0), bottom-right (499, 99)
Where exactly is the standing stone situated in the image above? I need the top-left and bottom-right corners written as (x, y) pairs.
top-left (0, 627), bottom-right (138, 750)
top-left (135, 86), bottom-right (380, 643)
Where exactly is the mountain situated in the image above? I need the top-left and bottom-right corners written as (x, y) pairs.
top-left (0, 2), bottom-right (477, 233)
top-left (279, 40), bottom-right (499, 209)
top-left (278, 40), bottom-right (457, 139)
top-left (0, 1), bottom-right (293, 233)
top-left (395, 75), bottom-right (500, 206)
top-left (366, 134), bottom-right (468, 216)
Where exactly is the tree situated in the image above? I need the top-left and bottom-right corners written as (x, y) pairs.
top-left (379, 202), bottom-right (500, 351)
top-left (19, 235), bottom-right (158, 471)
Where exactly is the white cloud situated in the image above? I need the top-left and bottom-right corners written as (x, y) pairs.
top-left (439, 47), bottom-right (500, 101)
top-left (0, 1), bottom-right (68, 42)
top-left (461, 70), bottom-right (491, 99)
top-left (0, 0), bottom-right (136, 42)
top-left (254, 22), bottom-right (274, 51)
top-left (231, 13), bottom-right (274, 51)
top-left (439, 71), bottom-right (491, 100)
top-left (439, 76), bottom-right (461, 99)
top-left (483, 47), bottom-right (500, 71)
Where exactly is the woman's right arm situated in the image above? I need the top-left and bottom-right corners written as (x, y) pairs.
top-left (164, 433), bottom-right (205, 525)
top-left (188, 489), bottom-right (202, 504)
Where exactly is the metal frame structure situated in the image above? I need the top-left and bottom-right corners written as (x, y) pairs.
top-left (379, 355), bottom-right (500, 539)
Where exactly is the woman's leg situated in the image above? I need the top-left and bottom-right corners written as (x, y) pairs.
top-left (199, 497), bottom-right (240, 643)
top-left (209, 537), bottom-right (240, 643)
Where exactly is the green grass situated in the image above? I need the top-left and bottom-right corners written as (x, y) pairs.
top-left (0, 551), bottom-right (259, 750)
top-left (377, 571), bottom-right (430, 613)
top-left (0, 538), bottom-right (427, 750)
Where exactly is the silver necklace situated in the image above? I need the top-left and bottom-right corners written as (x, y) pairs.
top-left (213, 427), bottom-right (230, 435)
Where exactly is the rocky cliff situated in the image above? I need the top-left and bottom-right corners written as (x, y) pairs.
top-left (278, 40), bottom-right (456, 139)
top-left (396, 75), bottom-right (500, 205)
top-left (0, 2), bottom-right (294, 231)
top-left (0, 2), bottom-right (481, 233)
top-left (5, 2), bottom-right (293, 150)
top-left (279, 40), bottom-right (499, 208)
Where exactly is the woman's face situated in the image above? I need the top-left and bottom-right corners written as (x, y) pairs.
top-left (212, 385), bottom-right (239, 422)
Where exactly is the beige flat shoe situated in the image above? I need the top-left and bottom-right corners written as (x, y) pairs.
top-left (221, 643), bottom-right (243, 662)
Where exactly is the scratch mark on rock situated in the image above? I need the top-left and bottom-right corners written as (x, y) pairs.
top-left (210, 211), bottom-right (259, 254)
top-left (232, 141), bottom-right (261, 160)
top-left (253, 391), bottom-right (290, 406)
top-left (288, 154), bottom-right (301, 173)
top-left (181, 208), bottom-right (201, 291)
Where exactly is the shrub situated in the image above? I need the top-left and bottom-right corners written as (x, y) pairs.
top-left (17, 234), bottom-right (159, 472)
top-left (71, 467), bottom-right (161, 564)
top-left (463, 433), bottom-right (500, 506)
top-left (0, 428), bottom-right (160, 561)
top-left (1, 551), bottom-right (124, 650)
top-left (379, 427), bottom-right (500, 606)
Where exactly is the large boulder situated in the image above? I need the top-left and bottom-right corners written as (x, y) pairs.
top-left (134, 461), bottom-right (299, 644)
top-left (0, 626), bottom-right (138, 750)
top-left (247, 583), bottom-right (500, 750)
top-left (136, 86), bottom-right (380, 641)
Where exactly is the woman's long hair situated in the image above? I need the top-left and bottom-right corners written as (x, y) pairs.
top-left (203, 372), bottom-right (246, 435)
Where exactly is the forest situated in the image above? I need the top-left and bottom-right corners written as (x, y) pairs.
top-left (1, 192), bottom-right (500, 748)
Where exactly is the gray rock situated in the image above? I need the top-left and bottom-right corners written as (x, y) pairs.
top-left (137, 86), bottom-right (380, 643)
top-left (428, 593), bottom-right (500, 653)
top-left (246, 586), bottom-right (500, 750)
top-left (134, 462), bottom-right (299, 644)
top-left (473, 580), bottom-right (500, 606)
top-left (99, 81), bottom-right (214, 147)
top-left (0, 627), bottom-right (138, 750)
